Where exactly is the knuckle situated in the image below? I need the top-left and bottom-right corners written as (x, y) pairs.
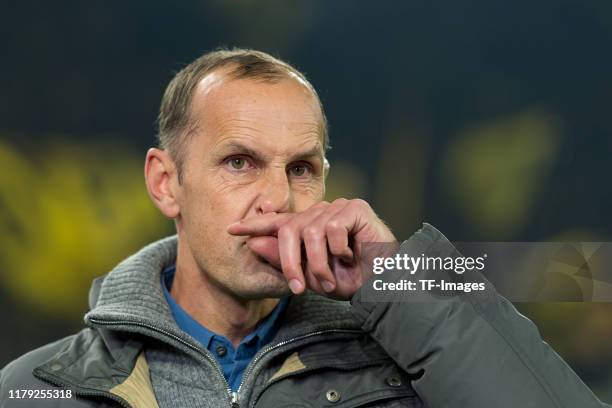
top-left (285, 263), bottom-right (299, 274)
top-left (332, 198), bottom-right (348, 206)
top-left (303, 226), bottom-right (320, 241)
top-left (278, 224), bottom-right (295, 239)
top-left (283, 268), bottom-right (299, 280)
top-left (351, 198), bottom-right (370, 210)
top-left (308, 263), bottom-right (328, 279)
top-left (282, 259), bottom-right (301, 274)
top-left (313, 201), bottom-right (330, 210)
top-left (326, 219), bottom-right (342, 233)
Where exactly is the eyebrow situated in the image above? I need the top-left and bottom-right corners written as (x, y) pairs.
top-left (216, 141), bottom-right (324, 163)
top-left (291, 145), bottom-right (325, 162)
top-left (217, 141), bottom-right (263, 161)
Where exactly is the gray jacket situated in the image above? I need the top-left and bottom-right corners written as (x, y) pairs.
top-left (0, 224), bottom-right (608, 408)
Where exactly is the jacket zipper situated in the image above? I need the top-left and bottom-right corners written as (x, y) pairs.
top-left (236, 329), bottom-right (362, 408)
top-left (88, 317), bottom-right (360, 408)
top-left (88, 317), bottom-right (235, 407)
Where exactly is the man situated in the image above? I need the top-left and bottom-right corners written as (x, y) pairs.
top-left (0, 48), bottom-right (608, 408)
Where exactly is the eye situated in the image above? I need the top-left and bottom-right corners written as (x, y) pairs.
top-left (229, 157), bottom-right (247, 170)
top-left (223, 155), bottom-right (254, 172)
top-left (288, 163), bottom-right (312, 177)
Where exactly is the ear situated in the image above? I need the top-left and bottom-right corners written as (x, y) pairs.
top-left (322, 157), bottom-right (330, 199)
top-left (323, 157), bottom-right (330, 180)
top-left (144, 148), bottom-right (180, 219)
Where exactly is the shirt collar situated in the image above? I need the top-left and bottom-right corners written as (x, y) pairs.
top-left (161, 265), bottom-right (215, 348)
top-left (161, 265), bottom-right (288, 350)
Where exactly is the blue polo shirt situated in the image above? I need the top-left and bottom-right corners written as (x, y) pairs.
top-left (161, 265), bottom-right (288, 391)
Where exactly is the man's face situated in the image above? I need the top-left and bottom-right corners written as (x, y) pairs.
top-left (175, 71), bottom-right (326, 299)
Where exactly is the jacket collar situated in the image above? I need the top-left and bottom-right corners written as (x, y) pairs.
top-left (37, 225), bottom-right (448, 407)
top-left (35, 236), bottom-right (361, 408)
top-left (85, 235), bottom-right (360, 351)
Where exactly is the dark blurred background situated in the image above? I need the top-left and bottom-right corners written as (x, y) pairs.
top-left (1, 0), bottom-right (611, 400)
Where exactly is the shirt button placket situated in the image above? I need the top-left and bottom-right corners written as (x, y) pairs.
top-left (216, 344), bottom-right (228, 357)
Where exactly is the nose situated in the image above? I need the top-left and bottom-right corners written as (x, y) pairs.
top-left (256, 169), bottom-right (291, 214)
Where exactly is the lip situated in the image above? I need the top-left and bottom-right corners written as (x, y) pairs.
top-left (238, 236), bottom-right (282, 273)
top-left (252, 250), bottom-right (282, 272)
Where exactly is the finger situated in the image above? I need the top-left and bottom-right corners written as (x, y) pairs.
top-left (303, 223), bottom-right (335, 292)
top-left (324, 200), bottom-right (372, 266)
top-left (227, 212), bottom-right (293, 236)
top-left (326, 218), bottom-right (354, 262)
top-left (324, 199), bottom-right (355, 262)
top-left (246, 236), bottom-right (280, 267)
top-left (278, 221), bottom-right (305, 294)
top-left (304, 262), bottom-right (324, 293)
top-left (278, 205), bottom-right (328, 294)
top-left (302, 199), bottom-right (349, 292)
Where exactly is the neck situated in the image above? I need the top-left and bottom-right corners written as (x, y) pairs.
top-left (170, 238), bottom-right (279, 348)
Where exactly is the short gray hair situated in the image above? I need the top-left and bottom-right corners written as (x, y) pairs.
top-left (156, 47), bottom-right (328, 181)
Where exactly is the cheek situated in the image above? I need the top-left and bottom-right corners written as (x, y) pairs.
top-left (202, 176), bottom-right (259, 222)
top-left (184, 169), bottom-right (325, 222)
top-left (293, 183), bottom-right (325, 212)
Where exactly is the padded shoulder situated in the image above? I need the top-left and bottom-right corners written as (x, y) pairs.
top-left (1, 334), bottom-right (77, 390)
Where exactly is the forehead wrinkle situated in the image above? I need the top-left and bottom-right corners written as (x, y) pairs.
top-left (291, 137), bottom-right (324, 154)
top-left (213, 134), bottom-right (324, 162)
top-left (211, 112), bottom-right (323, 149)
top-left (216, 107), bottom-right (320, 131)
top-left (193, 78), bottom-right (325, 153)
top-left (216, 116), bottom-right (265, 136)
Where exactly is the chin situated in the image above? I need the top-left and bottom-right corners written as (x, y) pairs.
top-left (229, 254), bottom-right (291, 299)
top-left (230, 279), bottom-right (291, 300)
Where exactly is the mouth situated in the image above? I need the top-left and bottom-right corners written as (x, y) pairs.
top-left (238, 237), bottom-right (283, 273)
top-left (248, 249), bottom-right (282, 273)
